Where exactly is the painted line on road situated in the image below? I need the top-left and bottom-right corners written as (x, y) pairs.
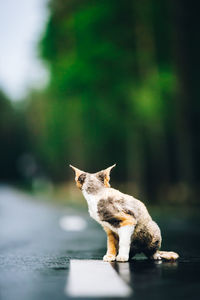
top-left (66, 260), bottom-right (132, 298)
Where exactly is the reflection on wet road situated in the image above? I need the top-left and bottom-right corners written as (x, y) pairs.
top-left (0, 186), bottom-right (200, 300)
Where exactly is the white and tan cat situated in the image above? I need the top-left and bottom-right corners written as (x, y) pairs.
top-left (70, 164), bottom-right (179, 262)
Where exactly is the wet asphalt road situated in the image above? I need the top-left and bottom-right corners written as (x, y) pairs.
top-left (0, 186), bottom-right (200, 300)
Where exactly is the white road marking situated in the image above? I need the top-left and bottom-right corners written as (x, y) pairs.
top-left (66, 260), bottom-right (132, 297)
top-left (59, 216), bottom-right (87, 231)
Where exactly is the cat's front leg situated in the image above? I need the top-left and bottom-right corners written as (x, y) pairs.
top-left (103, 227), bottom-right (118, 262)
top-left (116, 225), bottom-right (135, 262)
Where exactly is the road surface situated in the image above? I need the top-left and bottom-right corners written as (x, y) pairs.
top-left (0, 186), bottom-right (200, 299)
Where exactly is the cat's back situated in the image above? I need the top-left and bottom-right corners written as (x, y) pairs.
top-left (99, 187), bottom-right (151, 222)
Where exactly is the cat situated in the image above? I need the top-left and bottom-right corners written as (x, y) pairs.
top-left (70, 164), bottom-right (179, 262)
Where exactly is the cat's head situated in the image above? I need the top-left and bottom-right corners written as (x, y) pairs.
top-left (69, 164), bottom-right (116, 194)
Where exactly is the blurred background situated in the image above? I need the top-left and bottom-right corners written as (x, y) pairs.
top-left (1, 0), bottom-right (200, 206)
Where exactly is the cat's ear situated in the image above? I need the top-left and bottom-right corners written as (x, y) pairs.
top-left (69, 165), bottom-right (84, 180)
top-left (69, 165), bottom-right (86, 189)
top-left (98, 164), bottom-right (116, 187)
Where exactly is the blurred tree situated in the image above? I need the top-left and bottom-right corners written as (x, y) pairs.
top-left (0, 91), bottom-right (29, 182)
top-left (173, 0), bottom-right (200, 185)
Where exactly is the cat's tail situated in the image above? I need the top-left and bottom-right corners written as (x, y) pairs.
top-left (157, 250), bottom-right (179, 260)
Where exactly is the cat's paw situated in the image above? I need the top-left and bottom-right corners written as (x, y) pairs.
top-left (116, 254), bottom-right (129, 262)
top-left (103, 254), bottom-right (116, 262)
top-left (151, 252), bottom-right (161, 260)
